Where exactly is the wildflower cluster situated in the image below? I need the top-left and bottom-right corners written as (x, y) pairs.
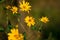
top-left (6, 0), bottom-right (49, 40)
top-left (6, 0), bottom-right (49, 28)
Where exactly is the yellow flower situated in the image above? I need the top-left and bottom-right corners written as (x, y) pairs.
top-left (24, 16), bottom-right (35, 27)
top-left (11, 6), bottom-right (18, 14)
top-left (39, 17), bottom-right (49, 23)
top-left (6, 5), bottom-right (11, 9)
top-left (19, 0), bottom-right (31, 13)
top-left (8, 28), bottom-right (24, 40)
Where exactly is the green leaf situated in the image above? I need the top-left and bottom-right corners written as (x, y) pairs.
top-left (0, 26), bottom-right (4, 32)
top-left (23, 32), bottom-right (26, 40)
top-left (17, 13), bottom-right (21, 16)
top-left (13, 13), bottom-right (21, 16)
top-left (5, 27), bottom-right (10, 33)
top-left (5, 25), bottom-right (12, 33)
top-left (31, 26), bottom-right (36, 30)
top-left (8, 25), bottom-right (12, 29)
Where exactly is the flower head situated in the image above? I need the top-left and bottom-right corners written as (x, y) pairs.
top-left (11, 6), bottom-right (18, 14)
top-left (19, 0), bottom-right (31, 13)
top-left (24, 16), bottom-right (35, 27)
top-left (6, 5), bottom-right (11, 9)
top-left (8, 28), bottom-right (24, 40)
top-left (39, 17), bottom-right (49, 23)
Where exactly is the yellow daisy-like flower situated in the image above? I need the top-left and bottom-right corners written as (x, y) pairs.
top-left (6, 5), bottom-right (11, 9)
top-left (39, 17), bottom-right (49, 23)
top-left (19, 0), bottom-right (31, 13)
top-left (11, 6), bottom-right (18, 14)
top-left (8, 28), bottom-right (24, 40)
top-left (24, 16), bottom-right (35, 27)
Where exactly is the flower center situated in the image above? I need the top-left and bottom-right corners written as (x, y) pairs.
top-left (13, 9), bottom-right (16, 11)
top-left (29, 19), bottom-right (31, 22)
top-left (23, 6), bottom-right (26, 9)
top-left (14, 35), bottom-right (19, 39)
